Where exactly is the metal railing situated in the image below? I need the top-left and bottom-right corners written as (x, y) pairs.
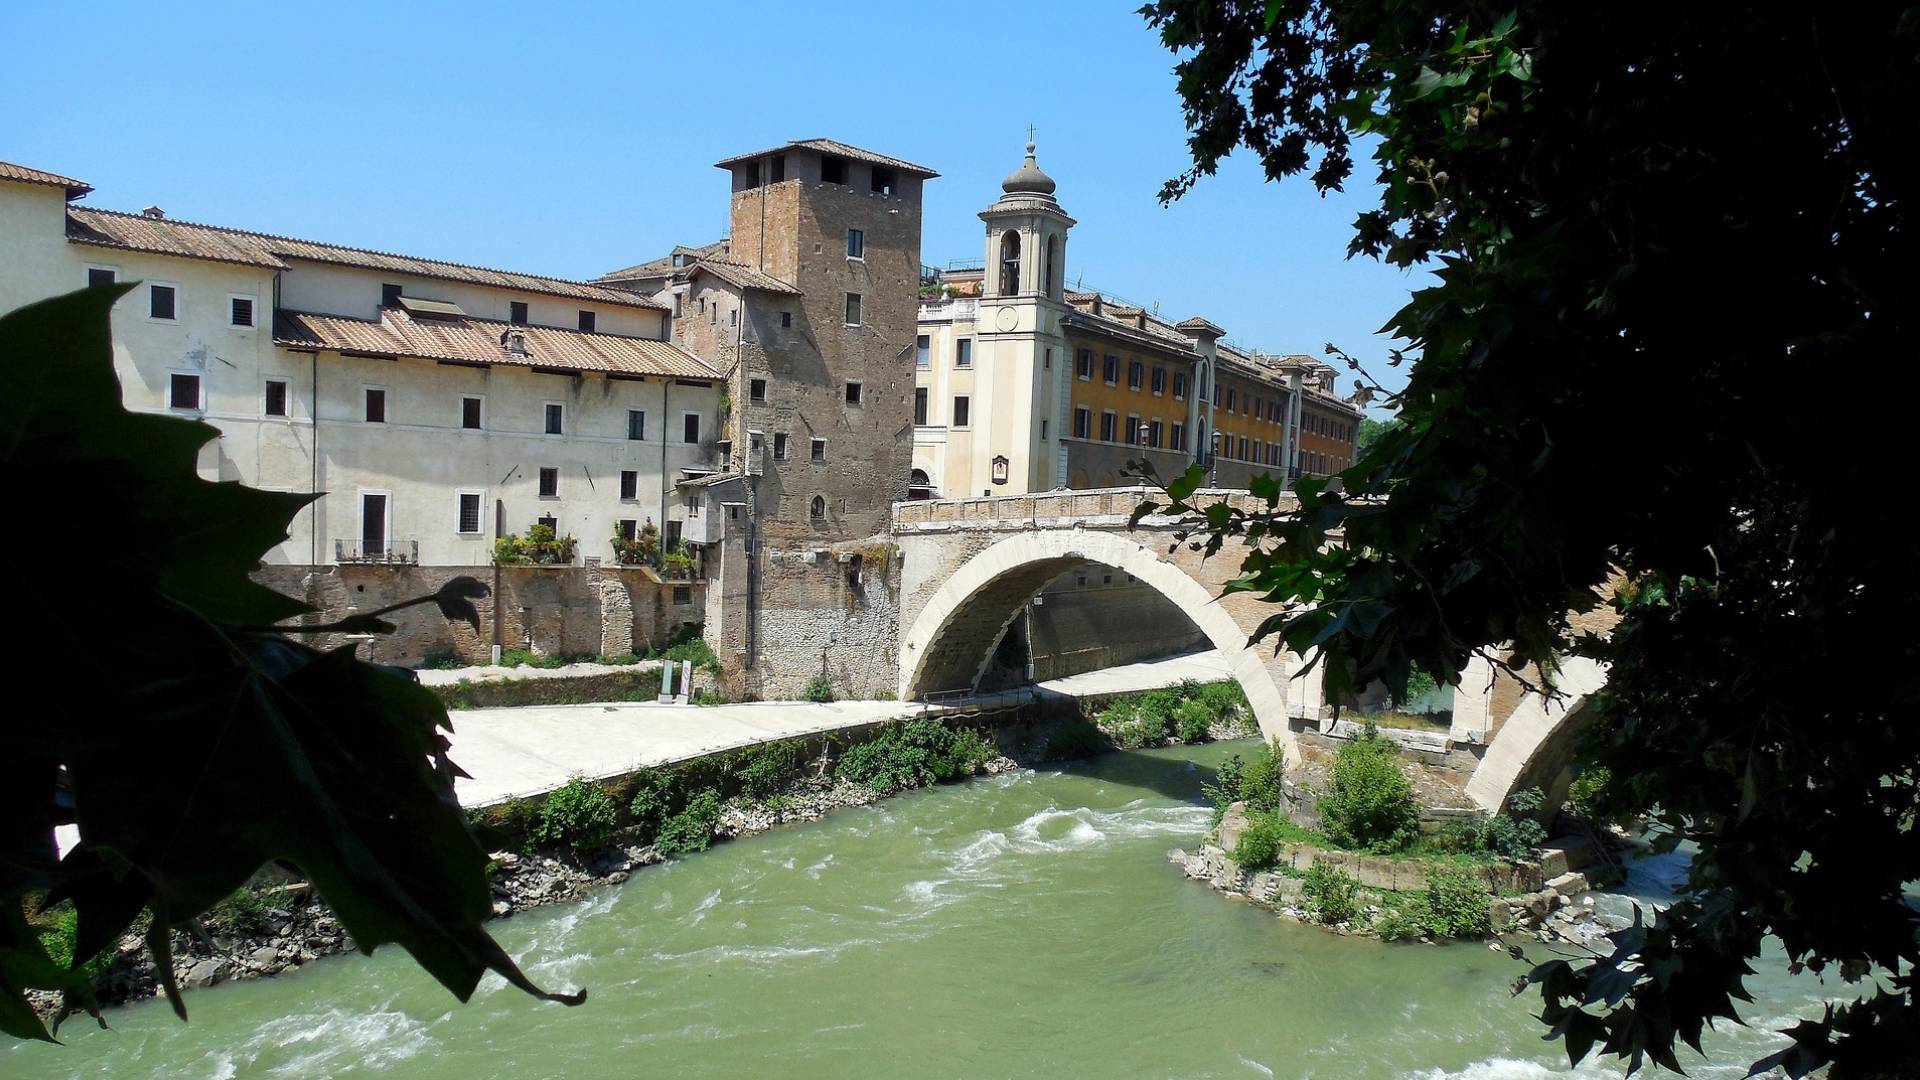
top-left (335, 538), bottom-right (419, 564)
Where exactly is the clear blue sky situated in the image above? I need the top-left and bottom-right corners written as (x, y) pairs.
top-left (1, 0), bottom-right (1423, 397)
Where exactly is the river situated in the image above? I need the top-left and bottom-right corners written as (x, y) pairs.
top-left (5, 741), bottom-right (1836, 1079)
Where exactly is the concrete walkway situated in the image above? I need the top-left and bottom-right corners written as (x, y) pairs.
top-left (415, 659), bottom-right (658, 687)
top-left (1033, 649), bottom-right (1230, 699)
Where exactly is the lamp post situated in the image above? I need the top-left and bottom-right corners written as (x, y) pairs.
top-left (1209, 430), bottom-right (1222, 488)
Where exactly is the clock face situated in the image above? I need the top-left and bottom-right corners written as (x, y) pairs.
top-left (995, 305), bottom-right (1020, 332)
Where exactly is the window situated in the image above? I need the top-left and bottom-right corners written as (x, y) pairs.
top-left (1173, 373), bottom-right (1187, 400)
top-left (229, 295), bottom-right (255, 328)
top-left (913, 388), bottom-right (929, 425)
top-left (871, 165), bottom-right (896, 195)
top-left (364, 387), bottom-right (386, 423)
top-left (821, 156), bottom-right (847, 185)
top-left (1128, 361), bottom-right (1144, 391)
top-left (1171, 422), bottom-right (1185, 451)
top-left (168, 372), bottom-right (201, 410)
top-left (1124, 414), bottom-right (1140, 445)
top-left (770, 154), bottom-right (786, 182)
top-left (1100, 411), bottom-right (1116, 442)
top-left (1149, 419), bottom-right (1163, 448)
top-left (916, 335), bottom-right (930, 367)
top-left (618, 518), bottom-right (637, 543)
top-left (844, 293), bottom-right (862, 325)
top-left (620, 470), bottom-right (638, 499)
top-left (673, 293), bottom-right (684, 318)
top-left (1077, 349), bottom-right (1093, 380)
top-left (1073, 406), bottom-right (1091, 438)
top-left (810, 494), bottom-right (828, 519)
top-left (1253, 396), bottom-right (1263, 421)
top-left (1044, 347), bottom-right (1053, 370)
top-left (149, 284), bottom-right (176, 321)
top-left (538, 467), bottom-right (559, 498)
top-left (949, 396), bottom-right (970, 428)
top-left (999, 230), bottom-right (1022, 295)
top-left (1151, 367), bottom-right (1166, 395)
top-left (382, 283), bottom-right (402, 306)
top-left (1226, 388), bottom-right (1236, 412)
top-left (683, 413), bottom-right (700, 444)
top-left (263, 379), bottom-right (288, 417)
top-left (846, 228), bottom-right (865, 258)
top-left (672, 585), bottom-right (692, 606)
top-left (578, 310), bottom-right (595, 332)
top-left (1041, 418), bottom-right (1049, 440)
top-left (1213, 382), bottom-right (1222, 406)
top-left (845, 381), bottom-right (863, 405)
top-left (781, 311), bottom-right (792, 328)
top-left (955, 339), bottom-right (972, 367)
top-left (458, 492), bottom-right (483, 534)
top-left (811, 436), bottom-right (827, 461)
top-left (544, 403), bottom-right (564, 435)
top-left (87, 266), bottom-right (116, 288)
top-left (750, 378), bottom-right (767, 403)
top-left (510, 301), bottom-right (529, 325)
top-left (774, 432), bottom-right (789, 459)
top-left (464, 396), bottom-right (484, 430)
top-left (1103, 354), bottom-right (1119, 384)
top-left (626, 409), bottom-right (644, 440)
top-left (1239, 436), bottom-right (1249, 460)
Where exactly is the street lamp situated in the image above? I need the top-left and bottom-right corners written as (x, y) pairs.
top-left (1209, 430), bottom-right (1222, 488)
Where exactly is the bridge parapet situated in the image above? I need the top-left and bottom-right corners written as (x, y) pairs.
top-left (892, 487), bottom-right (1288, 534)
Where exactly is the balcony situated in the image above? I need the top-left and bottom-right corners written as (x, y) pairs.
top-left (335, 539), bottom-right (419, 565)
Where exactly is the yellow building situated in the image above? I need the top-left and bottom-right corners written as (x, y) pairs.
top-left (913, 143), bottom-right (1362, 498)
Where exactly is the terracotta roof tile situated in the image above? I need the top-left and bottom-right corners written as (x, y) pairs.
top-left (274, 308), bottom-right (720, 380)
top-left (67, 206), bottom-right (664, 309)
top-left (688, 259), bottom-right (802, 295)
top-left (594, 240), bottom-right (729, 284)
top-left (0, 160), bottom-right (92, 199)
top-left (714, 138), bottom-right (938, 178)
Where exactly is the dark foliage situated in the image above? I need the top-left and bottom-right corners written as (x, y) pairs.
top-left (1138, 2), bottom-right (1920, 1075)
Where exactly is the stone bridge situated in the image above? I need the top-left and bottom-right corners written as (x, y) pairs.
top-left (890, 487), bottom-right (1607, 813)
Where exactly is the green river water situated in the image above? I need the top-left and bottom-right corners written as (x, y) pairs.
top-left (5, 741), bottom-right (1838, 1079)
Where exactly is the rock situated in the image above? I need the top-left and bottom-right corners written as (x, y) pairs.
top-left (182, 959), bottom-right (224, 989)
top-left (1216, 803), bottom-right (1253, 854)
top-left (249, 946), bottom-right (279, 967)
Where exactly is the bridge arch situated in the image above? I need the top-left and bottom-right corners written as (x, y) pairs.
top-left (1461, 655), bottom-right (1609, 813)
top-left (897, 528), bottom-right (1304, 765)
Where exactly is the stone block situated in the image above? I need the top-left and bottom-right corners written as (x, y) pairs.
top-left (1216, 803), bottom-right (1252, 853)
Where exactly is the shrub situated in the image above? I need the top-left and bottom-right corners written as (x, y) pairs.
top-left (1239, 740), bottom-right (1288, 813)
top-left (1232, 812), bottom-right (1293, 870)
top-left (734, 741), bottom-right (803, 801)
top-left (803, 675), bottom-right (835, 703)
top-left (1477, 787), bottom-right (1549, 859)
top-left (420, 651), bottom-right (466, 671)
top-left (1317, 728), bottom-right (1418, 853)
top-left (654, 790), bottom-right (722, 856)
top-left (533, 776), bottom-right (619, 851)
top-left (1137, 688), bottom-right (1180, 730)
top-left (661, 637), bottom-right (719, 673)
top-left (1422, 863), bottom-right (1492, 938)
top-left (627, 770), bottom-right (674, 836)
top-left (690, 688), bottom-right (724, 706)
top-left (1203, 753), bottom-right (1245, 824)
top-left (1567, 766), bottom-right (1635, 829)
top-left (1302, 863), bottom-right (1360, 925)
top-left (835, 719), bottom-right (983, 793)
top-left (211, 887), bottom-right (275, 935)
top-left (948, 726), bottom-right (998, 773)
top-left (1374, 895), bottom-right (1434, 941)
top-left (1194, 680), bottom-right (1248, 722)
top-left (1174, 699), bottom-right (1214, 744)
top-left (37, 905), bottom-right (111, 980)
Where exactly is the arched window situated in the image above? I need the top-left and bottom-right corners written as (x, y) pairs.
top-left (908, 468), bottom-right (934, 501)
top-left (1196, 363), bottom-right (1209, 402)
top-left (999, 230), bottom-right (1022, 296)
top-left (810, 495), bottom-right (827, 519)
top-left (1044, 234), bottom-right (1059, 299)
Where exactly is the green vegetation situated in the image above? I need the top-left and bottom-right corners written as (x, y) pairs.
top-left (1094, 679), bottom-right (1251, 748)
top-left (1238, 739), bottom-right (1287, 813)
top-left (1231, 810), bottom-right (1327, 871)
top-left (1301, 864), bottom-right (1359, 926)
top-left (1202, 753), bottom-right (1246, 825)
top-left (690, 688), bottom-right (725, 706)
top-left (1316, 728), bottom-right (1419, 853)
top-left (733, 741), bottom-right (805, 801)
top-left (1472, 788), bottom-right (1549, 860)
top-left (209, 887), bottom-right (276, 936)
top-left (1421, 864), bottom-right (1492, 938)
top-left (532, 777), bottom-right (620, 852)
top-left (494, 523), bottom-right (579, 565)
top-left (1139, 1), bottom-right (1918, 1069)
top-left (1043, 715), bottom-right (1109, 760)
top-left (36, 905), bottom-right (112, 982)
top-left (803, 675), bottom-right (835, 703)
top-left (834, 719), bottom-right (994, 794)
top-left (653, 791), bottom-right (723, 856)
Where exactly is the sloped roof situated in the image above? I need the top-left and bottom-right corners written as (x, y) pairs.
top-left (274, 307), bottom-right (719, 380)
top-left (66, 206), bottom-right (664, 309)
top-left (594, 240), bottom-right (729, 284)
top-left (0, 161), bottom-right (93, 199)
top-left (688, 259), bottom-right (802, 295)
top-left (713, 138), bottom-right (938, 178)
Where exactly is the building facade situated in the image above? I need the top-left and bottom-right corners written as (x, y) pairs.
top-left (912, 144), bottom-right (1364, 499)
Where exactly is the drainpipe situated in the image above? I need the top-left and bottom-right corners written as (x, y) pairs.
top-left (660, 378), bottom-right (671, 546)
top-left (1286, 371), bottom-right (1303, 485)
top-left (491, 498), bottom-right (504, 664)
top-left (310, 349), bottom-right (320, 566)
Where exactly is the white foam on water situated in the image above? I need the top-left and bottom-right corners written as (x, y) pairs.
top-left (218, 1004), bottom-right (433, 1076)
top-left (685, 888), bottom-right (723, 925)
top-left (1397, 1057), bottom-right (1613, 1080)
top-left (805, 853), bottom-right (835, 879)
top-left (1239, 1056), bottom-right (1276, 1077)
top-left (645, 939), bottom-right (882, 966)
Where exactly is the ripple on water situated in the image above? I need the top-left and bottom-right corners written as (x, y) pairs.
top-left (211, 1004), bottom-right (435, 1077)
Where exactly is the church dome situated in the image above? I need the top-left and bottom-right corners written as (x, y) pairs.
top-left (1002, 140), bottom-right (1056, 196)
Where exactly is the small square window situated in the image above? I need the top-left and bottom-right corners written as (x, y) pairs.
top-left (538, 467), bottom-right (559, 498)
top-left (264, 379), bottom-right (288, 417)
top-left (169, 372), bottom-right (200, 410)
top-left (844, 293), bottom-right (862, 325)
top-left (845, 381), bottom-right (862, 405)
top-left (463, 396), bottom-right (484, 430)
top-left (150, 284), bottom-right (176, 321)
top-left (846, 228), bottom-right (865, 258)
top-left (87, 267), bottom-right (116, 288)
top-left (458, 492), bottom-right (482, 534)
top-left (620, 470), bottom-right (638, 499)
top-left (510, 301), bottom-right (529, 324)
top-left (365, 387), bottom-right (386, 423)
top-left (683, 413), bottom-right (701, 444)
top-left (626, 409), bottom-right (645, 440)
top-left (821, 156), bottom-right (847, 184)
top-left (750, 378), bottom-right (767, 403)
top-left (781, 311), bottom-right (792, 328)
top-left (578, 310), bottom-right (595, 332)
top-left (811, 437), bottom-right (826, 462)
top-left (774, 433), bottom-right (788, 459)
top-left (672, 586), bottom-right (692, 605)
top-left (230, 296), bottom-right (255, 328)
top-left (382, 283), bottom-right (403, 306)
top-left (545, 403), bottom-right (564, 435)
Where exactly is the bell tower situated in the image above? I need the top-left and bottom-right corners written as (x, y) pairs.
top-left (979, 138), bottom-right (1073, 301)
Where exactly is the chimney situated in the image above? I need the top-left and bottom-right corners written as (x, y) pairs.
top-left (500, 327), bottom-right (529, 356)
top-left (141, 205), bottom-right (165, 219)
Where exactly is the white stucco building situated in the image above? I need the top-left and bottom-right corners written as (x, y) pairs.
top-left (0, 160), bottom-right (724, 568)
